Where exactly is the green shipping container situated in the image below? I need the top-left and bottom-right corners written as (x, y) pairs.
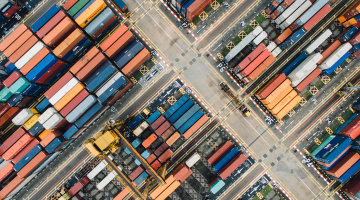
top-left (0, 87), bottom-right (13, 102)
top-left (68, 0), bottom-right (90, 16)
top-left (9, 78), bottom-right (30, 94)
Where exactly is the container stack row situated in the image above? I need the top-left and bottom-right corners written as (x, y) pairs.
top-left (169, 0), bottom-right (212, 22)
top-left (0, 0), bottom-right (29, 38)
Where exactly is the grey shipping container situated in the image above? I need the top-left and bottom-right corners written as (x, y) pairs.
top-left (66, 95), bottom-right (97, 123)
top-left (84, 7), bottom-right (114, 36)
top-left (296, 0), bottom-right (328, 26)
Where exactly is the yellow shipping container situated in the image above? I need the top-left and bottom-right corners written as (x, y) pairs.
top-left (54, 83), bottom-right (85, 111)
top-left (39, 130), bottom-right (53, 140)
top-left (271, 90), bottom-right (297, 115)
top-left (262, 79), bottom-right (291, 105)
top-left (75, 0), bottom-right (107, 28)
top-left (94, 136), bottom-right (109, 150)
top-left (274, 95), bottom-right (302, 120)
top-left (23, 114), bottom-right (40, 130)
top-left (85, 143), bottom-right (100, 156)
top-left (103, 131), bottom-right (115, 144)
top-left (263, 85), bottom-right (292, 110)
top-left (29, 108), bottom-right (38, 114)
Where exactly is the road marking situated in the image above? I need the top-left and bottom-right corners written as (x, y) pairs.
top-left (207, 50), bottom-right (218, 62)
top-left (265, 171), bottom-right (292, 200)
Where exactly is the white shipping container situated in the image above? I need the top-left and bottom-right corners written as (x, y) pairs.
top-left (49, 78), bottom-right (80, 105)
top-left (43, 113), bottom-right (64, 130)
top-left (96, 72), bottom-right (123, 97)
top-left (279, 0), bottom-right (312, 30)
top-left (305, 29), bottom-right (332, 54)
top-left (171, 0), bottom-right (176, 6)
top-left (185, 152), bottom-right (201, 168)
top-left (252, 31), bottom-right (268, 46)
top-left (0, 0), bottom-right (10, 10)
top-left (66, 95), bottom-right (96, 123)
top-left (271, 47), bottom-right (282, 57)
top-left (96, 165), bottom-right (123, 190)
top-left (87, 155), bottom-right (113, 180)
top-left (12, 108), bottom-right (34, 125)
top-left (224, 26), bottom-right (263, 63)
top-left (288, 53), bottom-right (323, 86)
top-left (275, 0), bottom-right (306, 24)
top-left (15, 42), bottom-right (45, 69)
top-left (133, 121), bottom-right (149, 136)
top-left (38, 107), bottom-right (57, 124)
top-left (296, 0), bottom-right (328, 26)
top-left (319, 43), bottom-right (352, 70)
top-left (267, 41), bottom-right (277, 52)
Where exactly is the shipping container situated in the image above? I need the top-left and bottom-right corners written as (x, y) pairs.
top-left (66, 95), bottom-right (96, 123)
top-left (264, 85), bottom-right (292, 110)
top-left (239, 49), bottom-right (271, 77)
top-left (75, 0), bottom-right (107, 28)
top-left (42, 17), bottom-right (76, 48)
top-left (26, 54), bottom-right (59, 82)
top-left (275, 0), bottom-right (304, 24)
top-left (146, 153), bottom-right (156, 164)
top-left (154, 143), bottom-right (168, 157)
top-left (8, 36), bottom-right (38, 63)
top-left (340, 119), bottom-right (360, 140)
top-left (68, 0), bottom-right (92, 16)
top-left (0, 24), bottom-right (27, 52)
top-left (279, 1), bottom-right (312, 30)
top-left (45, 137), bottom-right (65, 153)
top-left (209, 179), bottom-right (225, 194)
top-left (184, 152), bottom-right (200, 168)
top-left (219, 153), bottom-right (247, 180)
top-left (68, 177), bottom-right (89, 196)
top-left (39, 130), bottom-right (52, 140)
top-left (155, 180), bottom-right (181, 200)
top-left (180, 0), bottom-right (195, 17)
top-left (164, 94), bottom-right (190, 118)
top-left (0, 162), bottom-right (14, 183)
top-left (17, 45), bottom-right (48, 73)
top-left (282, 52), bottom-right (308, 75)
top-left (150, 175), bottom-right (175, 199)
top-left (142, 133), bottom-right (157, 148)
top-left (207, 141), bottom-right (233, 165)
top-left (340, 26), bottom-right (360, 43)
top-left (36, 11), bottom-right (66, 38)
top-left (76, 53), bottom-right (106, 81)
top-left (319, 43), bottom-right (352, 70)
top-left (0, 87), bottom-right (13, 102)
top-left (338, 1), bottom-right (360, 23)
top-left (91, 15), bottom-right (118, 41)
top-left (114, 40), bottom-right (144, 69)
top-left (100, 25), bottom-right (128, 51)
top-left (315, 137), bottom-right (353, 163)
top-left (256, 73), bottom-right (287, 99)
top-left (0, 128), bottom-right (26, 155)
top-left (3, 29), bottom-right (33, 57)
top-left (70, 47), bottom-right (99, 74)
top-left (166, 131), bottom-right (180, 146)
top-left (75, 102), bottom-right (104, 128)
top-left (186, 0), bottom-right (212, 21)
top-left (12, 108), bottom-right (35, 125)
top-left (234, 43), bottom-right (266, 72)
top-left (121, 48), bottom-right (150, 77)
top-left (169, 100), bottom-right (195, 124)
top-left (244, 55), bottom-right (276, 83)
top-left (50, 78), bottom-right (80, 105)
top-left (289, 53), bottom-right (322, 87)
top-left (350, 32), bottom-right (360, 45)
top-left (213, 147), bottom-right (240, 172)
top-left (158, 148), bottom-right (173, 163)
top-left (85, 62), bottom-right (117, 92)
top-left (96, 165), bottom-right (120, 190)
top-left (147, 110), bottom-right (161, 124)
top-left (105, 80), bottom-right (132, 106)
top-left (129, 166), bottom-right (144, 180)
top-left (43, 113), bottom-right (66, 130)
top-left (40, 131), bottom-right (62, 147)
top-left (0, 176), bottom-right (25, 199)
top-left (318, 40), bottom-right (341, 64)
top-left (63, 125), bottom-right (79, 140)
top-left (17, 151), bottom-right (48, 178)
top-left (12, 139), bottom-right (40, 165)
top-left (53, 29), bottom-right (86, 58)
top-left (87, 160), bottom-right (108, 179)
top-left (13, 145), bottom-right (42, 172)
top-left (178, 110), bottom-right (204, 134)
top-left (342, 174), bottom-right (360, 195)
top-left (128, 115), bottom-right (143, 130)
top-left (112, 0), bottom-right (127, 12)
top-left (30, 5), bottom-right (59, 32)
top-left (28, 122), bottom-right (44, 136)
top-left (54, 83), bottom-right (85, 111)
top-left (274, 95), bottom-right (301, 119)
top-left (133, 171), bottom-right (148, 186)
top-left (331, 159), bottom-right (360, 183)
top-left (326, 151), bottom-right (360, 178)
top-left (173, 163), bottom-right (189, 181)
top-left (155, 121), bottom-right (171, 136)
top-left (36, 61), bottom-right (69, 85)
top-left (303, 4), bottom-right (331, 31)
top-left (296, 0), bottom-right (328, 27)
top-left (0, 108), bottom-right (21, 129)
top-left (305, 29), bottom-right (332, 54)
top-left (294, 68), bottom-right (321, 92)
top-left (270, 90), bottom-right (297, 114)
top-left (174, 104), bottom-right (200, 129)
top-left (161, 126), bottom-right (175, 141)
top-left (323, 52), bottom-right (351, 75)
top-left (62, 0), bottom-right (79, 10)
top-left (84, 7), bottom-right (114, 36)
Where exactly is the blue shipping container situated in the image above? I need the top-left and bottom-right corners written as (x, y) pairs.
top-left (174, 104), bottom-right (200, 129)
top-left (46, 64), bottom-right (72, 86)
top-left (63, 125), bottom-right (79, 140)
top-left (320, 149), bottom-right (350, 170)
top-left (335, 113), bottom-right (359, 134)
top-left (314, 136), bottom-right (342, 159)
top-left (275, 0), bottom-right (283, 3)
top-left (164, 94), bottom-right (190, 118)
top-left (30, 5), bottom-right (59, 32)
top-left (317, 137), bottom-right (352, 163)
top-left (28, 122), bottom-right (44, 137)
top-left (268, 4), bottom-right (275, 12)
top-left (147, 110), bottom-right (161, 124)
top-left (128, 115), bottom-right (143, 130)
top-left (210, 179), bottom-right (225, 194)
top-left (13, 145), bottom-right (42, 172)
top-left (178, 110), bottom-right (204, 134)
top-left (74, 0), bottom-right (96, 18)
top-left (97, 77), bottom-right (127, 105)
top-left (283, 52), bottom-right (308, 75)
top-left (131, 138), bottom-right (142, 148)
top-left (134, 159), bottom-right (141, 165)
top-left (330, 160), bottom-right (360, 183)
top-left (177, 0), bottom-right (187, 4)
top-left (311, 135), bottom-right (336, 158)
top-left (169, 99), bottom-right (194, 123)
top-left (213, 147), bottom-right (240, 172)
top-left (290, 28), bottom-right (306, 44)
top-left (141, 150), bottom-right (150, 159)
top-left (45, 137), bottom-right (66, 154)
top-left (7, 94), bottom-right (26, 107)
top-left (323, 52), bottom-right (351, 75)
top-left (125, 147), bottom-right (131, 154)
top-left (21, 84), bottom-right (47, 97)
top-left (5, 62), bottom-right (17, 74)
top-left (114, 41), bottom-right (144, 69)
top-left (75, 102), bottom-right (104, 128)
top-left (113, 0), bottom-right (126, 9)
top-left (85, 63), bottom-right (117, 92)
top-left (181, 0), bottom-right (195, 17)
top-left (340, 26), bottom-right (359, 43)
top-left (134, 171), bottom-right (148, 186)
top-left (35, 98), bottom-right (51, 113)
top-left (278, 40), bottom-right (292, 50)
top-left (351, 43), bottom-right (360, 53)
top-left (63, 37), bottom-right (93, 63)
top-left (26, 54), bottom-right (58, 82)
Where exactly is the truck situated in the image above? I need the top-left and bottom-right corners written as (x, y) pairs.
top-left (305, 29), bottom-right (332, 54)
top-left (220, 83), bottom-right (250, 116)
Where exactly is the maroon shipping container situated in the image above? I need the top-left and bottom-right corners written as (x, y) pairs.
top-left (173, 163), bottom-right (189, 181)
top-left (265, 8), bottom-right (272, 15)
top-left (294, 68), bottom-right (321, 92)
top-left (17, 97), bottom-right (34, 108)
top-left (154, 143), bottom-right (168, 157)
top-left (342, 174), bottom-right (360, 195)
top-left (303, 4), bottom-right (332, 31)
top-left (8, 35), bottom-right (38, 63)
top-left (270, 10), bottom-right (280, 20)
top-left (75, 53), bottom-right (106, 81)
top-left (92, 15), bottom-right (117, 39)
top-left (256, 73), bottom-right (287, 99)
top-left (0, 107), bottom-right (20, 129)
top-left (12, 139), bottom-right (40, 164)
top-left (350, 32), bottom-right (360, 45)
top-left (343, 1), bottom-right (360, 20)
top-left (155, 121), bottom-right (171, 136)
top-left (129, 166), bottom-right (144, 180)
top-left (151, 116), bottom-right (166, 130)
top-left (3, 71), bottom-right (23, 88)
top-left (161, 126), bottom-right (176, 140)
top-left (0, 128), bottom-right (26, 155)
top-left (207, 141), bottom-right (233, 165)
top-left (35, 61), bottom-right (68, 85)
top-left (36, 11), bottom-right (66, 39)
top-left (151, 160), bottom-right (161, 170)
top-left (62, 0), bottom-right (79, 10)
top-left (351, 50), bottom-right (360, 59)
top-left (219, 154), bottom-right (247, 180)
top-left (158, 149), bottom-right (173, 163)
top-left (0, 104), bottom-right (11, 118)
top-left (44, 72), bottom-right (74, 100)
top-left (60, 89), bottom-right (89, 117)
top-left (3, 4), bottom-right (19, 18)
top-left (68, 177), bottom-right (89, 196)
top-left (236, 43), bottom-right (266, 71)
top-left (289, 22), bottom-right (300, 32)
top-left (146, 153), bottom-right (156, 164)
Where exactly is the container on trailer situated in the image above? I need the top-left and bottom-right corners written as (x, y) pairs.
top-left (275, 0), bottom-right (304, 24)
top-left (295, 68), bottom-right (321, 92)
top-left (264, 85), bottom-right (292, 110)
top-left (17, 45), bottom-right (48, 74)
top-left (166, 131), bottom-right (180, 146)
top-left (36, 11), bottom-right (66, 38)
top-left (179, 110), bottom-right (204, 134)
top-left (133, 171), bottom-right (148, 186)
top-left (8, 36), bottom-right (38, 63)
top-left (12, 108), bottom-right (35, 125)
top-left (114, 40), bottom-right (144, 69)
top-left (305, 29), bottom-right (332, 54)
top-left (155, 121), bottom-right (171, 136)
top-left (210, 179), bottom-right (225, 194)
top-left (13, 145), bottom-right (42, 172)
top-left (323, 52), bottom-right (351, 75)
top-left (296, 0), bottom-right (328, 27)
top-left (121, 48), bottom-right (150, 77)
top-left (239, 49), bottom-right (271, 77)
top-left (30, 5), bottom-right (59, 32)
top-left (282, 52), bottom-right (308, 75)
top-left (235, 43), bottom-right (266, 72)
top-left (129, 166), bottom-right (144, 180)
top-left (288, 53), bottom-right (322, 87)
top-left (0, 162), bottom-right (14, 183)
top-left (318, 40), bottom-right (341, 64)
top-left (158, 148), bottom-right (173, 163)
top-left (0, 128), bottom-right (26, 155)
top-left (75, 102), bottom-right (104, 128)
top-left (219, 153), bottom-right (247, 180)
top-left (256, 73), bottom-right (287, 99)
top-left (164, 94), bottom-right (190, 118)
top-left (279, 1), bottom-right (312, 30)
top-left (207, 141), bottom-right (233, 165)
top-left (45, 137), bottom-right (65, 153)
top-left (66, 95), bottom-right (96, 123)
top-left (319, 43), bottom-right (352, 70)
top-left (75, 0), bottom-right (107, 28)
top-left (142, 134), bottom-right (157, 148)
top-left (100, 25), bottom-right (128, 51)
top-left (3, 30), bottom-right (33, 57)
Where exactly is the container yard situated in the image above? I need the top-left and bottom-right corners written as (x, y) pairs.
top-left (0, 0), bottom-right (360, 199)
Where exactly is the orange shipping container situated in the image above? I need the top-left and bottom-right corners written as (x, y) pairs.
top-left (3, 30), bottom-right (33, 57)
top-left (261, 79), bottom-right (291, 104)
top-left (142, 133), bottom-right (157, 148)
top-left (70, 47), bottom-right (100, 74)
top-left (76, 53), bottom-right (106, 81)
top-left (18, 151), bottom-right (49, 178)
top-left (256, 73), bottom-right (287, 99)
top-left (318, 40), bottom-right (341, 64)
top-left (53, 29), bottom-right (85, 58)
top-left (8, 35), bottom-right (38, 63)
top-left (264, 85), bottom-right (292, 110)
top-left (274, 95), bottom-right (302, 120)
top-left (100, 24), bottom-right (128, 51)
top-left (2, 133), bottom-right (33, 161)
top-left (20, 47), bottom-right (51, 75)
top-left (0, 24), bottom-right (28, 52)
top-left (271, 90), bottom-right (297, 114)
top-left (183, 115), bottom-right (209, 139)
top-left (114, 187), bottom-right (130, 200)
top-left (0, 176), bottom-right (25, 199)
top-left (245, 55), bottom-right (276, 82)
top-left (105, 30), bottom-right (135, 58)
top-left (150, 175), bottom-right (175, 199)
top-left (166, 132), bottom-right (180, 146)
top-left (42, 17), bottom-right (76, 47)
top-left (0, 162), bottom-right (14, 183)
top-left (54, 83), bottom-right (85, 111)
top-left (121, 49), bottom-right (150, 77)
top-left (155, 181), bottom-right (181, 200)
top-left (327, 151), bottom-right (360, 178)
top-left (75, 0), bottom-right (107, 27)
top-left (40, 131), bottom-right (63, 147)
top-left (274, 28), bottom-right (292, 45)
top-left (38, 130), bottom-right (52, 140)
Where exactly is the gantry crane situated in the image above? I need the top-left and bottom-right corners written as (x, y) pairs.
top-left (220, 82), bottom-right (251, 117)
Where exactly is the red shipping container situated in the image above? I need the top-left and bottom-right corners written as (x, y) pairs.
top-left (129, 166), bottom-right (144, 180)
top-left (8, 35), bottom-right (38, 63)
top-left (5, 61), bottom-right (11, 67)
top-left (295, 68), bottom-right (322, 92)
top-left (350, 32), bottom-right (360, 45)
top-left (3, 4), bottom-right (19, 18)
top-left (42, 17), bottom-right (76, 48)
top-left (100, 25), bottom-right (128, 51)
top-left (0, 104), bottom-right (10, 118)
top-left (319, 40), bottom-right (341, 64)
top-left (20, 47), bottom-right (51, 75)
top-left (104, 30), bottom-right (135, 59)
top-left (146, 154), bottom-right (156, 164)
top-left (92, 15), bottom-right (117, 39)
top-left (161, 126), bottom-right (176, 140)
top-left (271, 0), bottom-right (279, 7)
top-left (44, 72), bottom-right (74, 100)
top-left (351, 50), bottom-right (360, 59)
top-left (275, 28), bottom-right (292, 45)
top-left (158, 149), bottom-right (173, 163)
top-left (183, 115), bottom-right (209, 139)
top-left (68, 177), bottom-right (89, 196)
top-left (207, 141), bottom-right (233, 165)
top-left (245, 55), bottom-right (276, 83)
top-left (154, 143), bottom-right (168, 157)
top-left (12, 139), bottom-right (40, 164)
top-left (36, 11), bottom-right (66, 39)
top-left (3, 71), bottom-right (23, 88)
top-left (107, 81), bottom-right (133, 105)
top-left (0, 107), bottom-right (20, 129)
top-left (289, 22), bottom-right (300, 32)
top-left (76, 53), bottom-right (106, 81)
top-left (327, 151), bottom-right (360, 178)
top-left (236, 43), bottom-right (266, 71)
top-left (70, 47), bottom-right (99, 74)
top-left (173, 163), bottom-right (189, 181)
top-left (0, 162), bottom-right (14, 183)
top-left (3, 29), bottom-right (33, 57)
top-left (17, 151), bottom-right (49, 178)
top-left (60, 89), bottom-right (89, 117)
top-left (17, 97), bottom-right (34, 108)
top-left (0, 127), bottom-right (26, 155)
top-left (0, 176), bottom-right (25, 199)
top-left (265, 8), bottom-right (272, 15)
top-left (142, 133), bottom-right (157, 148)
top-left (339, 115), bottom-right (360, 135)
top-left (150, 116), bottom-right (166, 130)
top-left (256, 73), bottom-right (287, 99)
top-left (186, 0), bottom-right (212, 21)
top-left (0, 24), bottom-right (28, 52)
top-left (62, 0), bottom-right (79, 10)
top-left (179, 168), bottom-right (192, 182)
top-left (279, 0), bottom-right (294, 11)
top-left (151, 160), bottom-right (161, 170)
top-left (270, 10), bottom-right (280, 20)
top-left (239, 49), bottom-right (271, 77)
top-left (40, 131), bottom-right (62, 147)
top-left (36, 61), bottom-right (68, 85)
top-left (342, 2), bottom-right (360, 21)
top-left (304, 4), bottom-right (332, 31)
top-left (2, 133), bottom-right (33, 161)
top-left (219, 154), bottom-right (247, 180)
top-left (343, 123), bottom-right (360, 140)
top-left (155, 121), bottom-right (171, 136)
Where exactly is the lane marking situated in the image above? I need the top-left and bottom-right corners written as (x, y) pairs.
top-left (265, 171), bottom-right (292, 200)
